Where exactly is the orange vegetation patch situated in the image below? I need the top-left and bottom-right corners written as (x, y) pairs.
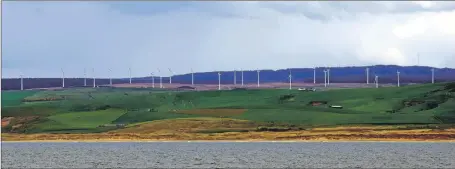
top-left (1, 116), bottom-right (40, 131)
top-left (1, 117), bottom-right (14, 127)
top-left (176, 109), bottom-right (246, 117)
top-left (23, 97), bottom-right (62, 102)
top-left (110, 117), bottom-right (259, 134)
top-left (12, 116), bottom-right (40, 124)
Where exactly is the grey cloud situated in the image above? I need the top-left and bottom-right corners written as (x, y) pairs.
top-left (256, 2), bottom-right (455, 21)
top-left (106, 1), bottom-right (248, 19)
top-left (2, 1), bottom-right (454, 78)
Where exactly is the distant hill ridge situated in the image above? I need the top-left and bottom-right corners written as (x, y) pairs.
top-left (2, 65), bottom-right (454, 90)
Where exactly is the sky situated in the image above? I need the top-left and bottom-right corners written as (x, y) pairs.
top-left (2, 1), bottom-right (455, 78)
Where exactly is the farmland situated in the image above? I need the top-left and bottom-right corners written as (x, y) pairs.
top-left (2, 82), bottom-right (455, 141)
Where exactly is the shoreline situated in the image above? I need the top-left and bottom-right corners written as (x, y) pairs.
top-left (1, 139), bottom-right (455, 143)
top-left (3, 133), bottom-right (455, 143)
top-left (3, 139), bottom-right (455, 143)
top-left (3, 125), bottom-right (455, 143)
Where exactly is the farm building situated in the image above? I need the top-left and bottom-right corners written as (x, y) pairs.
top-left (330, 105), bottom-right (343, 109)
top-left (298, 88), bottom-right (316, 92)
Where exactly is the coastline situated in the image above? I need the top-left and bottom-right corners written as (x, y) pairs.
top-left (3, 139), bottom-right (455, 143)
top-left (3, 127), bottom-right (455, 143)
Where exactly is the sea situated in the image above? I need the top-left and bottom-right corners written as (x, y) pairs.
top-left (2, 142), bottom-right (455, 168)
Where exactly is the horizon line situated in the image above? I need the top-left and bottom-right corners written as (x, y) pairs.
top-left (2, 64), bottom-right (451, 79)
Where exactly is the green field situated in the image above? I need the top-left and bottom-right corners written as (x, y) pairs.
top-left (28, 109), bottom-right (127, 133)
top-left (2, 83), bottom-right (455, 133)
top-left (1, 90), bottom-right (38, 107)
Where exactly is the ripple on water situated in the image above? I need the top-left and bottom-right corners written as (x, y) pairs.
top-left (2, 142), bottom-right (455, 168)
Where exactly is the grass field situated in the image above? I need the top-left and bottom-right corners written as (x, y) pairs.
top-left (29, 109), bottom-right (127, 133)
top-left (1, 90), bottom-right (38, 107)
top-left (1, 83), bottom-right (455, 134)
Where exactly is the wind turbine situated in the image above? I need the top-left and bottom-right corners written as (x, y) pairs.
top-left (151, 73), bottom-right (155, 88)
top-left (168, 68), bottom-right (173, 84)
top-left (313, 67), bottom-right (316, 84)
top-left (289, 69), bottom-right (292, 90)
top-left (92, 68), bottom-right (96, 88)
top-left (129, 68), bottom-right (132, 84)
top-left (109, 69), bottom-right (113, 86)
top-left (157, 68), bottom-right (163, 88)
top-left (241, 69), bottom-right (244, 86)
top-left (256, 70), bottom-right (260, 88)
top-left (431, 68), bottom-right (435, 84)
top-left (324, 69), bottom-right (327, 87)
top-left (366, 67), bottom-right (370, 84)
top-left (84, 68), bottom-right (87, 87)
top-left (20, 74), bottom-right (24, 91)
top-left (397, 71), bottom-right (400, 87)
top-left (61, 68), bottom-right (65, 88)
top-left (375, 75), bottom-right (379, 88)
top-left (218, 72), bottom-right (221, 90)
top-left (191, 68), bottom-right (194, 86)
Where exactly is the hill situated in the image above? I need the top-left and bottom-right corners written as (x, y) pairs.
top-left (2, 65), bottom-right (455, 90)
top-left (2, 82), bottom-right (455, 134)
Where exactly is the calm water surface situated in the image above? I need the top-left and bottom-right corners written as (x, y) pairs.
top-left (2, 142), bottom-right (455, 168)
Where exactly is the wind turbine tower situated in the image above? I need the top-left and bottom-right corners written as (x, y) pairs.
top-left (129, 68), bottom-right (132, 84)
top-left (20, 75), bottom-right (24, 91)
top-left (92, 68), bottom-right (96, 88)
top-left (289, 70), bottom-right (292, 90)
top-left (109, 69), bottom-right (113, 86)
top-left (218, 72), bottom-right (221, 90)
top-left (375, 75), bottom-right (379, 88)
top-left (324, 70), bottom-right (327, 87)
top-left (313, 67), bottom-right (316, 84)
top-left (168, 68), bottom-right (173, 84)
top-left (157, 69), bottom-right (163, 88)
top-left (431, 68), bottom-right (435, 84)
top-left (151, 73), bottom-right (155, 88)
top-left (397, 71), bottom-right (400, 87)
top-left (191, 68), bottom-right (194, 86)
top-left (84, 69), bottom-right (87, 87)
top-left (61, 68), bottom-right (65, 88)
top-left (366, 67), bottom-right (369, 84)
top-left (256, 70), bottom-right (260, 88)
top-left (241, 69), bottom-right (244, 86)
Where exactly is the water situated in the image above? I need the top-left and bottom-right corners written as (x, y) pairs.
top-left (2, 142), bottom-right (455, 168)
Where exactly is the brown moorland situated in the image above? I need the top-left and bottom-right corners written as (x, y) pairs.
top-left (3, 118), bottom-right (455, 142)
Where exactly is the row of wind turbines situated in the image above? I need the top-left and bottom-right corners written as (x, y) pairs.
top-left (18, 67), bottom-right (437, 91)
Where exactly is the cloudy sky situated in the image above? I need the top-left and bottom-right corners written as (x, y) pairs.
top-left (2, 1), bottom-right (455, 78)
